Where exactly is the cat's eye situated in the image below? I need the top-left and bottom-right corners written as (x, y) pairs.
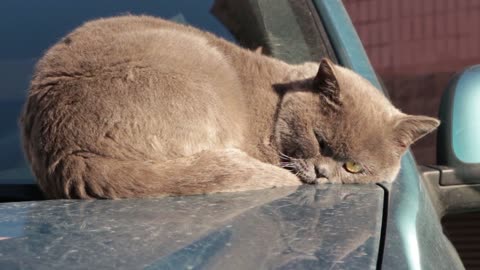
top-left (344, 161), bottom-right (363, 174)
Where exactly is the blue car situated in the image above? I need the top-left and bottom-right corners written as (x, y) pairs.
top-left (0, 0), bottom-right (479, 269)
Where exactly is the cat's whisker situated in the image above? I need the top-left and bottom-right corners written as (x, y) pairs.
top-left (279, 162), bottom-right (294, 166)
top-left (278, 151), bottom-right (297, 163)
top-left (280, 164), bottom-right (296, 169)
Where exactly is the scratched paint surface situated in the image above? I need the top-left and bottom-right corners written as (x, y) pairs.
top-left (0, 184), bottom-right (382, 269)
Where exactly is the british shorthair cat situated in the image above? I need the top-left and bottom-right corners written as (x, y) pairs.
top-left (21, 16), bottom-right (439, 199)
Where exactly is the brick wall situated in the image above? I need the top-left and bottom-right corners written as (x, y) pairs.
top-left (344, 0), bottom-right (480, 165)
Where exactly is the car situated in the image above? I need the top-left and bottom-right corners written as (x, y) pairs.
top-left (0, 0), bottom-right (478, 269)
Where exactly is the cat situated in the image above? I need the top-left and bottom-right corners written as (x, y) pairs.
top-left (21, 15), bottom-right (439, 199)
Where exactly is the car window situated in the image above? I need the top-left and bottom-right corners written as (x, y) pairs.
top-left (0, 0), bottom-right (235, 184)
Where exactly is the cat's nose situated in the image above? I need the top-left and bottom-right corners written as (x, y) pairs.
top-left (314, 165), bottom-right (329, 179)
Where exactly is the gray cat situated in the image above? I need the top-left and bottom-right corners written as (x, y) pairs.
top-left (21, 15), bottom-right (439, 199)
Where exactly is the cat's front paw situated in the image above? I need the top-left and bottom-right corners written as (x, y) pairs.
top-left (316, 177), bottom-right (330, 184)
top-left (268, 167), bottom-right (303, 187)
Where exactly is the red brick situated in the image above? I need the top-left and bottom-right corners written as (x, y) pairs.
top-left (405, 43), bottom-right (415, 67)
top-left (456, 12), bottom-right (469, 35)
top-left (417, 42), bottom-right (429, 64)
top-left (458, 37), bottom-right (469, 60)
top-left (446, 14), bottom-right (457, 36)
top-left (426, 0), bottom-right (434, 14)
top-left (372, 22), bottom-right (383, 44)
top-left (474, 31), bottom-right (480, 59)
top-left (359, 1), bottom-right (369, 22)
top-left (380, 21), bottom-right (390, 44)
top-left (366, 24), bottom-right (375, 45)
top-left (391, 0), bottom-right (401, 41)
top-left (435, 38), bottom-right (447, 58)
top-left (380, 45), bottom-right (391, 69)
top-left (357, 24), bottom-right (369, 45)
top-left (425, 39), bottom-right (437, 64)
top-left (368, 0), bottom-right (378, 21)
top-left (397, 48), bottom-right (409, 70)
top-left (434, 0), bottom-right (442, 12)
top-left (370, 48), bottom-right (381, 68)
top-left (434, 14), bottom-right (444, 38)
top-left (470, 10), bottom-right (478, 36)
top-left (443, 0), bottom-right (452, 11)
top-left (370, 23), bottom-right (379, 45)
top-left (400, 19), bottom-right (410, 41)
top-left (400, 0), bottom-right (412, 17)
top-left (447, 0), bottom-right (457, 12)
top-left (413, 0), bottom-right (423, 15)
top-left (378, 0), bottom-right (388, 20)
top-left (470, 17), bottom-right (479, 58)
top-left (445, 0), bottom-right (453, 12)
top-left (424, 15), bottom-right (435, 38)
top-left (412, 17), bottom-right (423, 39)
top-left (459, 0), bottom-right (469, 10)
top-left (371, 49), bottom-right (382, 68)
top-left (470, 0), bottom-right (480, 8)
top-left (447, 39), bottom-right (456, 59)
top-left (398, 0), bottom-right (406, 17)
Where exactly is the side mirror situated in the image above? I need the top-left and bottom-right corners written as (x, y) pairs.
top-left (437, 65), bottom-right (480, 184)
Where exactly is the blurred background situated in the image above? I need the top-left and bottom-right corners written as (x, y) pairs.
top-left (344, 0), bottom-right (480, 165)
top-left (344, 2), bottom-right (480, 267)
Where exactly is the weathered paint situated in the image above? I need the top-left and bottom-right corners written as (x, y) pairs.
top-left (0, 185), bottom-right (382, 269)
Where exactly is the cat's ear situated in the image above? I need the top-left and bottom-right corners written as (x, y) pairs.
top-left (313, 58), bottom-right (341, 104)
top-left (392, 115), bottom-right (440, 149)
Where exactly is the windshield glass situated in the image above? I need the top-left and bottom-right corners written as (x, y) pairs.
top-left (0, 0), bottom-right (234, 184)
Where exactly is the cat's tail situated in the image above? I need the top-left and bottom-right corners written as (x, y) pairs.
top-left (37, 149), bottom-right (300, 199)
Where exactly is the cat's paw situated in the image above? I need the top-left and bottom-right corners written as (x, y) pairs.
top-left (267, 167), bottom-right (302, 187)
top-left (316, 177), bottom-right (330, 184)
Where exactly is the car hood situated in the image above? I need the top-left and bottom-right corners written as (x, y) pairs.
top-left (0, 184), bottom-right (384, 269)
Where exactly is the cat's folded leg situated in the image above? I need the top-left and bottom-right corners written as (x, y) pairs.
top-left (47, 148), bottom-right (302, 199)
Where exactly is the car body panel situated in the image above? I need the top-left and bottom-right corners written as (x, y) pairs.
top-left (0, 185), bottom-right (382, 269)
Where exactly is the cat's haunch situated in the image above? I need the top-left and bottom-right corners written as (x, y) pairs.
top-left (21, 15), bottom-right (439, 199)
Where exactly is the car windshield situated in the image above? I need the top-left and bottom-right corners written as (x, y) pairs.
top-left (0, 0), bottom-right (234, 185)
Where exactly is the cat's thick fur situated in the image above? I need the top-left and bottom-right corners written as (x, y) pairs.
top-left (21, 15), bottom-right (439, 199)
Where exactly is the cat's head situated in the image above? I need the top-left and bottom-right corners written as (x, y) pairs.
top-left (275, 58), bottom-right (439, 184)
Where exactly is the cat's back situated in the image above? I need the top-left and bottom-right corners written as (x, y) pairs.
top-left (24, 15), bottom-right (247, 161)
top-left (34, 16), bottom-right (230, 82)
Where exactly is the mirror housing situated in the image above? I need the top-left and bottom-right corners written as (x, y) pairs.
top-left (437, 65), bottom-right (480, 184)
